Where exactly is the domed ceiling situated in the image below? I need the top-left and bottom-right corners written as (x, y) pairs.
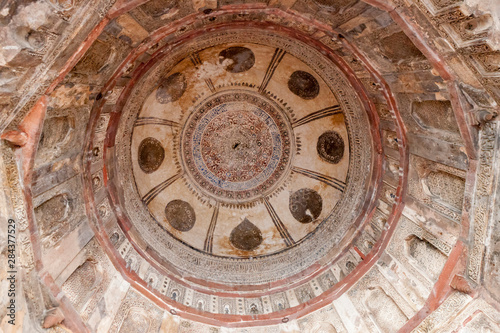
top-left (111, 29), bottom-right (374, 285)
top-left (82, 17), bottom-right (386, 324)
top-left (1, 0), bottom-right (500, 332)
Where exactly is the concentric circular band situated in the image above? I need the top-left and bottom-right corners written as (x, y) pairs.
top-left (180, 91), bottom-right (294, 204)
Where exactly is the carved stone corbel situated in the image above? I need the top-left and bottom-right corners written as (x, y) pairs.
top-left (42, 307), bottom-right (65, 329)
top-left (467, 108), bottom-right (498, 127)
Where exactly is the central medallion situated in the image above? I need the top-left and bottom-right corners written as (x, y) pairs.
top-left (202, 110), bottom-right (273, 182)
top-left (180, 91), bottom-right (294, 205)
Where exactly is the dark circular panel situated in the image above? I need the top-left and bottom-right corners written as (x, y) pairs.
top-left (230, 218), bottom-right (263, 251)
top-left (156, 72), bottom-right (187, 104)
top-left (287, 71), bottom-right (320, 100)
top-left (138, 137), bottom-right (165, 174)
top-left (317, 131), bottom-right (344, 164)
top-left (219, 47), bottom-right (255, 73)
top-left (165, 200), bottom-right (196, 232)
top-left (289, 188), bottom-right (323, 223)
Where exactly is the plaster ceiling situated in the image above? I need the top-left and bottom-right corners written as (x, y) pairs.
top-left (1, 0), bottom-right (500, 332)
top-left (110, 29), bottom-right (374, 285)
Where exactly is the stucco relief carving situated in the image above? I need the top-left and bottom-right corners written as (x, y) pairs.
top-left (2, 146), bottom-right (29, 232)
top-left (365, 287), bottom-right (408, 332)
top-left (409, 155), bottom-right (466, 222)
top-left (388, 216), bottom-right (451, 291)
top-left (62, 260), bottom-right (102, 311)
top-left (57, 238), bottom-right (113, 322)
top-left (468, 122), bottom-right (499, 283)
top-left (412, 292), bottom-right (471, 333)
top-left (108, 290), bottom-right (163, 333)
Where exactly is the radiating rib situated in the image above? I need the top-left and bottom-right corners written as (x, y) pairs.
top-left (258, 48), bottom-right (286, 93)
top-left (189, 53), bottom-right (202, 66)
top-left (263, 197), bottom-right (295, 247)
top-left (203, 202), bottom-right (220, 253)
top-left (292, 166), bottom-right (346, 192)
top-left (205, 78), bottom-right (216, 93)
top-left (292, 105), bottom-right (342, 128)
top-left (142, 173), bottom-right (183, 206)
top-left (135, 117), bottom-right (180, 128)
top-left (189, 52), bottom-right (216, 93)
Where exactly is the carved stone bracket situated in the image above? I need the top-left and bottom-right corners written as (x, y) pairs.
top-left (1, 130), bottom-right (28, 147)
top-left (467, 108), bottom-right (498, 127)
top-left (450, 274), bottom-right (474, 294)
